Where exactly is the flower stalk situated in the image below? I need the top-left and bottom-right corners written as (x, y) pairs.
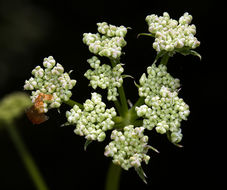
top-left (105, 162), bottom-right (122, 190)
top-left (5, 122), bottom-right (49, 190)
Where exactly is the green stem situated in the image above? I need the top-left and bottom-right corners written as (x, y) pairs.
top-left (118, 85), bottom-right (128, 116)
top-left (160, 53), bottom-right (169, 65)
top-left (109, 58), bottom-right (128, 116)
top-left (113, 100), bottom-right (123, 116)
top-left (132, 97), bottom-right (145, 109)
top-left (64, 99), bottom-right (83, 109)
top-left (5, 122), bottom-right (49, 190)
top-left (105, 162), bottom-right (122, 190)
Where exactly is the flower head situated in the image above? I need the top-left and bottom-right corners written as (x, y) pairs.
top-left (83, 22), bottom-right (127, 59)
top-left (145, 12), bottom-right (200, 54)
top-left (66, 92), bottom-right (116, 142)
top-left (104, 125), bottom-right (150, 170)
top-left (84, 56), bottom-right (124, 101)
top-left (24, 56), bottom-right (76, 113)
top-left (138, 63), bottom-right (180, 106)
top-left (136, 86), bottom-right (189, 143)
top-left (137, 63), bottom-right (189, 143)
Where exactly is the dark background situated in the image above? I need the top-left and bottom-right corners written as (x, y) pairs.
top-left (0, 0), bottom-right (223, 189)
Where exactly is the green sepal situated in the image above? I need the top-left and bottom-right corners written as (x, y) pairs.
top-left (84, 139), bottom-right (93, 151)
top-left (135, 166), bottom-right (147, 184)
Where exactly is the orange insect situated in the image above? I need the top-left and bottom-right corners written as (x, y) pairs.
top-left (26, 93), bottom-right (53, 124)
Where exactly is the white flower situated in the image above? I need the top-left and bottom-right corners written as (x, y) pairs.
top-left (145, 12), bottom-right (200, 53)
top-left (66, 93), bottom-right (116, 142)
top-left (84, 56), bottom-right (124, 101)
top-left (104, 125), bottom-right (150, 170)
top-left (24, 56), bottom-right (76, 112)
top-left (83, 22), bottom-right (127, 59)
top-left (136, 86), bottom-right (189, 143)
top-left (138, 63), bottom-right (180, 106)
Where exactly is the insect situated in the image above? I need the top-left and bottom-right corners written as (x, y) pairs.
top-left (26, 93), bottom-right (53, 124)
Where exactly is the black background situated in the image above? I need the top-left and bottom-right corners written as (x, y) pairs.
top-left (0, 0), bottom-right (224, 189)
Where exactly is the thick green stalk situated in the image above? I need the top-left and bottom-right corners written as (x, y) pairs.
top-left (113, 100), bottom-right (123, 116)
top-left (105, 162), bottom-right (122, 190)
top-left (6, 122), bottom-right (49, 190)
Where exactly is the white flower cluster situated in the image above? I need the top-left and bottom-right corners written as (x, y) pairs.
top-left (24, 56), bottom-right (76, 112)
top-left (136, 86), bottom-right (190, 143)
top-left (145, 12), bottom-right (200, 53)
top-left (104, 125), bottom-right (150, 170)
top-left (66, 93), bottom-right (117, 142)
top-left (138, 63), bottom-right (180, 106)
top-left (83, 22), bottom-right (127, 59)
top-left (84, 56), bottom-right (124, 101)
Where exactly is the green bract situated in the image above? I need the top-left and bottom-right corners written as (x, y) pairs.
top-left (66, 92), bottom-right (117, 142)
top-left (104, 125), bottom-right (150, 170)
top-left (84, 56), bottom-right (124, 101)
top-left (24, 56), bottom-right (76, 112)
top-left (145, 12), bottom-right (200, 55)
top-left (83, 22), bottom-right (127, 59)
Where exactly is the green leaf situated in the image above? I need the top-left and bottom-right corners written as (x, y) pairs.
top-left (84, 139), bottom-right (93, 151)
top-left (135, 166), bottom-right (147, 184)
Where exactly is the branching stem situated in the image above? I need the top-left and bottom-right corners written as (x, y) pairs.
top-left (64, 99), bottom-right (83, 109)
